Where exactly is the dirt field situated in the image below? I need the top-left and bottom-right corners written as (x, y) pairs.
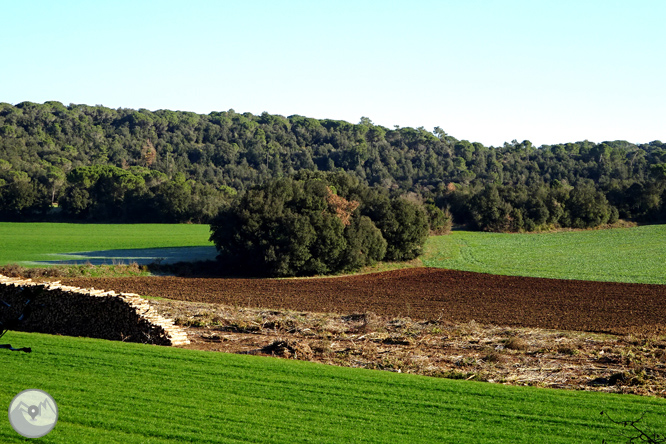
top-left (60, 267), bottom-right (666, 336)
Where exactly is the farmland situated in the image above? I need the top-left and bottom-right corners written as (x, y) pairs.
top-left (422, 224), bottom-right (666, 284)
top-left (142, 295), bottom-right (666, 396)
top-left (4, 222), bottom-right (666, 441)
top-left (0, 223), bottom-right (213, 265)
top-left (3, 222), bottom-right (665, 282)
top-left (3, 222), bottom-right (665, 283)
top-left (62, 267), bottom-right (666, 336)
top-left (2, 330), bottom-right (666, 443)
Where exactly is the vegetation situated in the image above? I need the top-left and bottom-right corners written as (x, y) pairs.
top-left (1, 101), bottom-right (665, 230)
top-left (0, 262), bottom-right (150, 279)
top-left (0, 222), bottom-right (212, 265)
top-left (209, 172), bottom-right (428, 276)
top-left (2, 331), bottom-right (665, 443)
top-left (422, 225), bottom-right (666, 284)
top-left (601, 411), bottom-right (666, 443)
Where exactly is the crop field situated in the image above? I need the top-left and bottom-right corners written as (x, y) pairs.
top-left (2, 331), bottom-right (665, 443)
top-left (422, 225), bottom-right (666, 284)
top-left (63, 267), bottom-right (666, 335)
top-left (0, 223), bottom-right (213, 265)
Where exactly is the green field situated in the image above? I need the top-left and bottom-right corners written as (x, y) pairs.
top-left (2, 222), bottom-right (665, 283)
top-left (1, 331), bottom-right (664, 443)
top-left (422, 224), bottom-right (666, 284)
top-left (0, 223), bottom-right (213, 265)
top-left (3, 222), bottom-right (665, 283)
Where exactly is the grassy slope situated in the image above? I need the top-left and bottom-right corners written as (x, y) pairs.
top-left (422, 224), bottom-right (666, 284)
top-left (1, 331), bottom-right (664, 444)
top-left (0, 223), bottom-right (213, 265)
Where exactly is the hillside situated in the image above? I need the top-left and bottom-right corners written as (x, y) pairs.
top-left (1, 101), bottom-right (665, 229)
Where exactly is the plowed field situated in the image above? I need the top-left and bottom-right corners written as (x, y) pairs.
top-left (60, 268), bottom-right (666, 335)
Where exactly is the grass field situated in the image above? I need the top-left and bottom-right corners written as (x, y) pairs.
top-left (1, 331), bottom-right (664, 443)
top-left (422, 224), bottom-right (666, 284)
top-left (2, 222), bottom-right (665, 283)
top-left (0, 223), bottom-right (213, 265)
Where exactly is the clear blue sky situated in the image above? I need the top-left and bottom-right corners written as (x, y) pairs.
top-left (2, 0), bottom-right (664, 147)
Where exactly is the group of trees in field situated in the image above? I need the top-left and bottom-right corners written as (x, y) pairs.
top-left (210, 172), bottom-right (431, 276)
top-left (0, 162), bottom-right (234, 223)
top-left (57, 165), bottom-right (234, 223)
top-left (1, 101), bottom-right (665, 230)
top-left (442, 180), bottom-right (620, 232)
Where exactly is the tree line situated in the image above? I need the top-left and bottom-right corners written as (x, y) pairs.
top-left (1, 101), bottom-right (665, 230)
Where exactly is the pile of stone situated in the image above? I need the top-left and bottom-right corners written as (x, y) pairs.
top-left (0, 274), bottom-right (189, 346)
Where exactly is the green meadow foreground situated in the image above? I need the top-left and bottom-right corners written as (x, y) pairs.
top-left (0, 223), bottom-right (213, 265)
top-left (423, 224), bottom-right (666, 284)
top-left (1, 331), bottom-right (665, 444)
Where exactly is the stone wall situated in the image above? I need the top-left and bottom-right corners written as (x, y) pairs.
top-left (0, 275), bottom-right (189, 346)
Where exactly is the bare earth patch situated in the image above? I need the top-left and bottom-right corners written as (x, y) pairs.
top-left (59, 268), bottom-right (666, 335)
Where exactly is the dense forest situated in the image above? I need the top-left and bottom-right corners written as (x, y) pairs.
top-left (1, 101), bottom-right (665, 231)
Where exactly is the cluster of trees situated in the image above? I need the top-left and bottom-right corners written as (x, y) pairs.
top-left (443, 180), bottom-right (620, 232)
top-left (210, 172), bottom-right (430, 277)
top-left (1, 101), bottom-right (665, 230)
top-left (0, 163), bottom-right (233, 222)
top-left (437, 145), bottom-right (666, 231)
top-left (60, 165), bottom-right (234, 223)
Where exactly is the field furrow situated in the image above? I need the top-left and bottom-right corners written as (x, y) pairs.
top-left (60, 267), bottom-right (666, 335)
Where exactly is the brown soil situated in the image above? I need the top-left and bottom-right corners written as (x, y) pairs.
top-left (59, 267), bottom-right (666, 336)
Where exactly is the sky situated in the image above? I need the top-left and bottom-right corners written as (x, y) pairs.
top-left (2, 0), bottom-right (664, 147)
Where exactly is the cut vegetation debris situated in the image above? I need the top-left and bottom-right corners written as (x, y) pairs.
top-left (152, 298), bottom-right (666, 398)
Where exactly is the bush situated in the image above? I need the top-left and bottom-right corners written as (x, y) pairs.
top-left (359, 189), bottom-right (430, 261)
top-left (209, 174), bottom-right (429, 277)
top-left (210, 177), bottom-right (382, 276)
top-left (425, 204), bottom-right (452, 235)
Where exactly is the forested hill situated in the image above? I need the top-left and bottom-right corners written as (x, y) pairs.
top-left (1, 101), bottom-right (665, 230)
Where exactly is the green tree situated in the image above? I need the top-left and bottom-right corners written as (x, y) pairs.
top-left (565, 181), bottom-right (616, 228)
top-left (0, 172), bottom-right (40, 218)
top-left (211, 176), bottom-right (394, 277)
top-left (424, 204), bottom-right (452, 235)
top-left (46, 166), bottom-right (65, 205)
top-left (361, 190), bottom-right (429, 260)
top-left (468, 184), bottom-right (513, 232)
top-left (342, 215), bottom-right (387, 269)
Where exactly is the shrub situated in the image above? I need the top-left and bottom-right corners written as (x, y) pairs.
top-left (210, 177), bottom-right (384, 276)
top-left (425, 204), bottom-right (452, 235)
top-left (360, 190), bottom-right (429, 261)
top-left (209, 173), bottom-right (429, 277)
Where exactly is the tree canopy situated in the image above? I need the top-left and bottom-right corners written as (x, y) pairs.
top-left (210, 174), bottom-right (428, 277)
top-left (0, 101), bottom-right (664, 229)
